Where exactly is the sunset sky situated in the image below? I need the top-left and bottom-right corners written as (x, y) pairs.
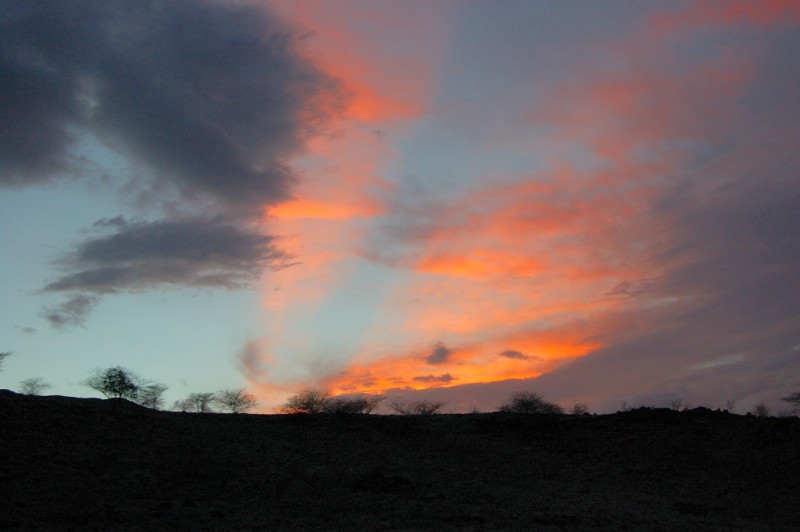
top-left (1, 0), bottom-right (799, 414)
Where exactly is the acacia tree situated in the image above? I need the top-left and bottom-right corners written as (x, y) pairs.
top-left (185, 392), bottom-right (217, 413)
top-left (83, 366), bottom-right (140, 400)
top-left (137, 383), bottom-right (169, 410)
top-left (20, 377), bottom-right (51, 396)
top-left (215, 388), bottom-right (258, 414)
top-left (499, 391), bottom-right (564, 414)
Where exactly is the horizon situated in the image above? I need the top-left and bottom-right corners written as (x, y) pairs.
top-left (1, 0), bottom-right (799, 414)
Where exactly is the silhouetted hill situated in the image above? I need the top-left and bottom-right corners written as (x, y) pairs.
top-left (1, 390), bottom-right (799, 530)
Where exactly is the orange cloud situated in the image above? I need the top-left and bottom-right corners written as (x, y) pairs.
top-left (268, 198), bottom-right (382, 221)
top-left (321, 331), bottom-right (598, 396)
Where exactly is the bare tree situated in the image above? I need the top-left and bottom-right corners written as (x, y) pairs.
top-left (215, 388), bottom-right (258, 414)
top-left (390, 399), bottom-right (445, 415)
top-left (137, 383), bottom-right (169, 410)
top-left (83, 366), bottom-right (140, 400)
top-left (0, 351), bottom-right (10, 371)
top-left (184, 392), bottom-right (217, 413)
top-left (499, 391), bottom-right (564, 414)
top-left (19, 377), bottom-right (51, 396)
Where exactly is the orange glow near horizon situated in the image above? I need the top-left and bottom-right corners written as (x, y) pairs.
top-left (320, 335), bottom-right (600, 396)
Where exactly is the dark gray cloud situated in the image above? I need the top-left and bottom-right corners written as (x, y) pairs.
top-left (426, 342), bottom-right (452, 365)
top-left (44, 216), bottom-right (289, 294)
top-left (41, 294), bottom-right (99, 329)
top-left (0, 0), bottom-right (344, 211)
top-left (412, 373), bottom-right (454, 383)
top-left (1, 0), bottom-right (346, 328)
top-left (499, 349), bottom-right (534, 361)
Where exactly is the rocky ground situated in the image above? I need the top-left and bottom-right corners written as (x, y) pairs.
top-left (1, 389), bottom-right (799, 530)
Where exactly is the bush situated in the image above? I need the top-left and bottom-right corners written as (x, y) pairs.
top-left (280, 389), bottom-right (385, 414)
top-left (571, 402), bottom-right (589, 415)
top-left (390, 399), bottom-right (445, 415)
top-left (499, 391), bottom-right (564, 414)
top-left (324, 394), bottom-right (385, 414)
top-left (19, 377), bottom-right (51, 396)
top-left (281, 388), bottom-right (331, 414)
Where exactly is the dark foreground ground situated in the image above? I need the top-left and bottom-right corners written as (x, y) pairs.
top-left (1, 390), bottom-right (799, 531)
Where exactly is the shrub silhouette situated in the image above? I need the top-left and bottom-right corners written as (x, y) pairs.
top-left (390, 399), bottom-right (445, 415)
top-left (84, 367), bottom-right (140, 400)
top-left (19, 377), bottom-right (51, 396)
top-left (752, 403), bottom-right (770, 417)
top-left (281, 388), bottom-right (331, 414)
top-left (215, 388), bottom-right (258, 413)
top-left (323, 394), bottom-right (385, 414)
top-left (571, 402), bottom-right (589, 415)
top-left (499, 391), bottom-right (563, 414)
top-left (281, 389), bottom-right (385, 414)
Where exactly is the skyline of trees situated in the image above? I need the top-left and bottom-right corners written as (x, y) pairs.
top-left (2, 353), bottom-right (798, 416)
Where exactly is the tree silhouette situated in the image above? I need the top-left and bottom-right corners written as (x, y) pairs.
top-left (324, 394), bottom-right (385, 414)
top-left (19, 377), bottom-right (51, 396)
top-left (390, 399), bottom-right (445, 415)
top-left (280, 389), bottom-right (385, 414)
top-left (281, 388), bottom-right (331, 414)
top-left (185, 392), bottom-right (217, 413)
top-left (753, 403), bottom-right (770, 417)
top-left (571, 402), bottom-right (589, 415)
top-left (83, 367), bottom-right (139, 400)
top-left (137, 383), bottom-right (169, 410)
top-left (215, 388), bottom-right (258, 414)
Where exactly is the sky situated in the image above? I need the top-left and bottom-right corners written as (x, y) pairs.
top-left (1, 0), bottom-right (799, 414)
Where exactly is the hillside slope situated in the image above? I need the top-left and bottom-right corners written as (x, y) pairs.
top-left (1, 390), bottom-right (798, 530)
